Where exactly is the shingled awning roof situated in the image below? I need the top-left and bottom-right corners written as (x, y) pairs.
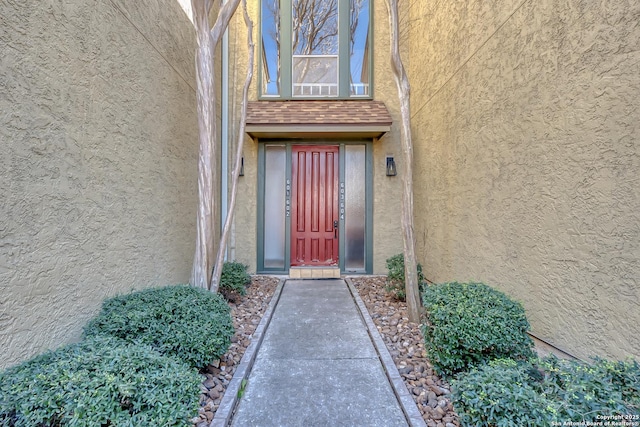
top-left (245, 100), bottom-right (392, 139)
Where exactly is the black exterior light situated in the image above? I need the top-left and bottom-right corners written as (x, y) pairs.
top-left (239, 157), bottom-right (244, 177)
top-left (386, 156), bottom-right (397, 176)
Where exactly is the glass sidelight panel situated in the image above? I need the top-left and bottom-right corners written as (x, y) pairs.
top-left (349, 0), bottom-right (370, 96)
top-left (344, 145), bottom-right (366, 270)
top-left (261, 0), bottom-right (281, 96)
top-left (264, 146), bottom-right (287, 268)
top-left (292, 0), bottom-right (339, 97)
top-left (292, 55), bottom-right (338, 96)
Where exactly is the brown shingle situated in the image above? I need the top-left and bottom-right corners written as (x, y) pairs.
top-left (246, 100), bottom-right (392, 126)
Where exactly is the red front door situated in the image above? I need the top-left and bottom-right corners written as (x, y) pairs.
top-left (291, 145), bottom-right (339, 266)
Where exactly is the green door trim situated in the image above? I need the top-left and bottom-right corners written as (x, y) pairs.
top-left (256, 140), bottom-right (373, 274)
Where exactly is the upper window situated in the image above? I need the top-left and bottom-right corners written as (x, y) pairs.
top-left (261, 0), bottom-right (371, 99)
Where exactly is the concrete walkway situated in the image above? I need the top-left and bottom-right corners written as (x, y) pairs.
top-left (222, 279), bottom-right (424, 427)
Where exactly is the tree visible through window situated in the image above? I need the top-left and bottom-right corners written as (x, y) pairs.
top-left (349, 0), bottom-right (369, 96)
top-left (262, 0), bottom-right (280, 95)
top-left (261, 0), bottom-right (370, 98)
top-left (292, 0), bottom-right (338, 96)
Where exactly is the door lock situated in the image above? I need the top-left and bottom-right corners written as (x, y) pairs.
top-left (334, 220), bottom-right (338, 238)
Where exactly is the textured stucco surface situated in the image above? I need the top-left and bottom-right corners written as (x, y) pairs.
top-left (371, 0), bottom-right (405, 274)
top-left (0, 0), bottom-right (198, 369)
top-left (223, 1), bottom-right (259, 273)
top-left (229, 1), bottom-right (404, 275)
top-left (409, 0), bottom-right (640, 360)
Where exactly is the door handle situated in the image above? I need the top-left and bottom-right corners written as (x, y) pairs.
top-left (334, 220), bottom-right (338, 238)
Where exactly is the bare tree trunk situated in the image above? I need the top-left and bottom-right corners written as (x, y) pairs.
top-left (190, 0), bottom-right (241, 290)
top-left (386, 0), bottom-right (421, 322)
top-left (191, 0), bottom-right (216, 289)
top-left (211, 0), bottom-right (254, 292)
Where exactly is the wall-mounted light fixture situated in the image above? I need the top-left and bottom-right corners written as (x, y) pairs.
top-left (386, 156), bottom-right (397, 176)
top-left (239, 157), bottom-right (244, 177)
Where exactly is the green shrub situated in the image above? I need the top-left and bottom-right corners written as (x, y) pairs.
top-left (538, 356), bottom-right (640, 419)
top-left (452, 359), bottom-right (555, 427)
top-left (84, 284), bottom-right (233, 368)
top-left (385, 254), bottom-right (425, 301)
top-left (0, 336), bottom-right (201, 427)
top-left (220, 261), bottom-right (251, 296)
top-left (421, 282), bottom-right (534, 376)
top-left (452, 356), bottom-right (640, 426)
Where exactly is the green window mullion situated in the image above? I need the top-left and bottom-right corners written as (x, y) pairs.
top-left (338, 1), bottom-right (351, 97)
top-left (365, 141), bottom-right (373, 273)
top-left (284, 145), bottom-right (292, 269)
top-left (338, 144), bottom-right (346, 272)
top-left (256, 143), bottom-right (266, 271)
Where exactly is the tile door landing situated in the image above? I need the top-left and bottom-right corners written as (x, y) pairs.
top-left (288, 267), bottom-right (341, 279)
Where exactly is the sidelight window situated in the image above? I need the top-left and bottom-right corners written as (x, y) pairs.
top-left (344, 145), bottom-right (366, 270)
top-left (263, 145), bottom-right (287, 268)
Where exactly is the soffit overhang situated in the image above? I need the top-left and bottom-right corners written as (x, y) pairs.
top-left (245, 100), bottom-right (392, 139)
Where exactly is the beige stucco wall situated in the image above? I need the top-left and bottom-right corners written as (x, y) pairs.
top-left (228, 1), bottom-right (404, 275)
top-left (223, 2), bottom-right (259, 273)
top-left (0, 0), bottom-right (198, 369)
top-left (409, 0), bottom-right (640, 360)
top-left (371, 1), bottom-right (406, 274)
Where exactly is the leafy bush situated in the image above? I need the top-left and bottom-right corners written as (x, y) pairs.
top-left (220, 261), bottom-right (251, 296)
top-left (421, 282), bottom-right (534, 376)
top-left (452, 359), bottom-right (555, 427)
top-left (538, 356), bottom-right (640, 419)
top-left (385, 254), bottom-right (425, 301)
top-left (452, 356), bottom-right (640, 426)
top-left (0, 336), bottom-right (201, 427)
top-left (84, 284), bottom-right (234, 368)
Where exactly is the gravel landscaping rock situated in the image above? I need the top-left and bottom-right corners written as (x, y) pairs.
top-left (193, 275), bottom-right (279, 427)
top-left (192, 275), bottom-right (459, 426)
top-left (351, 276), bottom-right (460, 427)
